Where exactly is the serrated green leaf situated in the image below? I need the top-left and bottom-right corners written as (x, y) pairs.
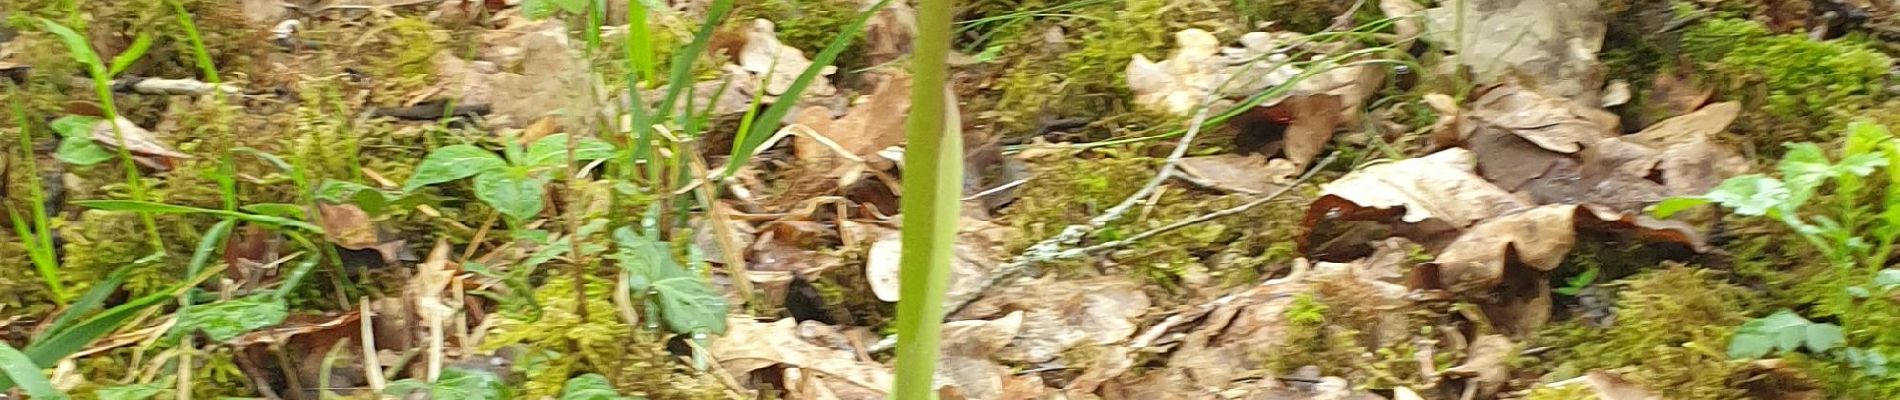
top-left (56, 133), bottom-right (114, 165)
top-left (168, 294), bottom-right (286, 342)
top-left (561, 373), bottom-right (634, 400)
top-left (474, 171), bottom-right (548, 221)
top-left (0, 344), bottom-right (66, 400)
top-left (96, 383), bottom-right (164, 400)
top-left (1704, 175), bottom-right (1790, 216)
top-left (1837, 153), bottom-right (1889, 177)
top-left (404, 145), bottom-right (507, 192)
top-left (526, 134), bottom-right (619, 168)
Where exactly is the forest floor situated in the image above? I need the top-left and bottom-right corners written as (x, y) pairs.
top-left (5, 0), bottom-right (1900, 399)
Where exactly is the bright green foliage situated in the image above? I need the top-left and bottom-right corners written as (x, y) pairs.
top-left (1728, 309), bottom-right (1844, 358)
top-left (1554, 267), bottom-right (1599, 296)
top-left (404, 134), bottom-right (617, 221)
top-left (1683, 18), bottom-right (1893, 148)
top-left (481, 276), bottom-right (724, 399)
top-left (523, 0), bottom-right (591, 20)
top-left (612, 227), bottom-right (728, 336)
top-left (1532, 268), bottom-right (1756, 398)
top-left (0, 343), bottom-right (66, 400)
top-left (165, 294), bottom-right (287, 343)
top-left (376, 18), bottom-right (445, 80)
top-left (385, 366), bottom-right (511, 400)
top-left (49, 115), bottom-right (112, 165)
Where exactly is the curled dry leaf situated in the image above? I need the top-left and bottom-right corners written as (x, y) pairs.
top-left (1304, 148), bottom-right (1530, 249)
top-left (712, 318), bottom-right (892, 395)
top-left (792, 72), bottom-right (913, 181)
top-left (434, 20), bottom-right (600, 128)
top-left (90, 116), bottom-right (193, 168)
top-left (1174, 153), bottom-right (1299, 194)
top-left (861, 0), bottom-right (916, 66)
top-left (740, 19), bottom-right (838, 97)
top-left (1466, 83), bottom-right (1619, 155)
top-left (317, 202), bottom-right (405, 265)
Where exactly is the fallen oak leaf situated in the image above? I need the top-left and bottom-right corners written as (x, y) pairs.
top-left (739, 18), bottom-right (839, 97)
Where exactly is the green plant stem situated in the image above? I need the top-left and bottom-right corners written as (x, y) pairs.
top-left (89, 70), bottom-right (165, 253)
top-left (166, 0), bottom-right (221, 86)
top-left (6, 85), bottom-right (66, 302)
top-left (891, 0), bottom-right (960, 396)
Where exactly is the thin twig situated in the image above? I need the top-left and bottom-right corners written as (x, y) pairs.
top-left (1077, 154), bottom-right (1333, 255)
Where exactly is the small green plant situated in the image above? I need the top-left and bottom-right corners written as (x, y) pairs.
top-left (612, 226), bottom-right (727, 336)
top-left (1727, 309), bottom-right (1845, 358)
top-left (1554, 266), bottom-right (1599, 296)
top-left (37, 18), bottom-right (166, 251)
top-left (559, 373), bottom-right (642, 400)
top-left (404, 134), bottom-right (615, 222)
top-left (5, 83), bottom-right (65, 301)
top-left (0, 343), bottom-right (66, 400)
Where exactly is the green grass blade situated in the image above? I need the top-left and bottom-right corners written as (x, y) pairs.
top-left (890, 0), bottom-right (959, 395)
top-left (0, 344), bottom-right (67, 400)
top-left (0, 289), bottom-right (174, 391)
top-left (657, 0), bottom-right (735, 119)
top-left (166, 0), bottom-right (222, 84)
top-left (35, 265), bottom-right (133, 342)
top-left (724, 0), bottom-right (896, 176)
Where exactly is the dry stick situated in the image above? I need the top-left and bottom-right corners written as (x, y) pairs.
top-left (359, 297), bottom-right (388, 392)
top-left (684, 139), bottom-right (756, 306)
top-left (940, 88), bottom-right (1224, 319)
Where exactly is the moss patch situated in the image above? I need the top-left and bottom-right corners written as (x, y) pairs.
top-left (1532, 267), bottom-right (1759, 399)
top-left (1682, 18), bottom-right (1893, 152)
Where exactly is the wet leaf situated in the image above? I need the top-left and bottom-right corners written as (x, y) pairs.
top-left (404, 145), bottom-right (508, 192)
top-left (169, 294), bottom-right (288, 342)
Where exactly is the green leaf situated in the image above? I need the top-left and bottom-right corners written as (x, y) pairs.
top-left (474, 171), bottom-right (548, 221)
top-left (1846, 120), bottom-right (1891, 156)
top-left (96, 383), bottom-right (165, 400)
top-left (1727, 333), bottom-right (1775, 359)
top-left (561, 373), bottom-right (635, 400)
top-left (0, 290), bottom-right (173, 391)
top-left (385, 367), bottom-right (509, 400)
top-left (38, 18), bottom-right (102, 68)
top-left (37, 265), bottom-right (133, 342)
top-left (167, 294), bottom-right (287, 342)
top-left (553, 0), bottom-right (589, 14)
top-left (1649, 196), bottom-right (1713, 218)
top-left (1806, 323), bottom-right (1846, 353)
top-left (613, 227), bottom-right (728, 335)
top-left (107, 33), bottom-right (154, 77)
top-left (1779, 143), bottom-right (1832, 191)
top-left (526, 134), bottom-right (619, 168)
top-left (240, 203), bottom-right (307, 219)
top-left (1877, 269), bottom-right (1900, 289)
top-left (49, 115), bottom-right (101, 138)
top-left (1703, 175), bottom-right (1790, 216)
top-left (56, 133), bottom-right (114, 165)
top-left (0, 344), bottom-right (67, 400)
top-left (73, 200), bottom-right (321, 232)
top-left (727, 0), bottom-right (896, 176)
top-left (522, 0), bottom-right (557, 19)
top-left (404, 145), bottom-right (507, 192)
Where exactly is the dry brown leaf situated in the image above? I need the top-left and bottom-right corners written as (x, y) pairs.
top-left (793, 72), bottom-right (912, 167)
top-left (1650, 68), bottom-right (1714, 117)
top-left (1467, 125), bottom-right (1574, 191)
top-left (865, 218), bottom-right (1006, 303)
top-left (1467, 83), bottom-right (1619, 154)
top-left (1423, 0), bottom-right (1606, 100)
top-left (1125, 28), bottom-right (1225, 114)
top-left (935, 312), bottom-right (1024, 400)
top-left (740, 19), bottom-right (838, 97)
top-left (1275, 93), bottom-right (1346, 169)
top-left (1164, 276), bottom-right (1312, 387)
top-left (712, 318), bottom-right (892, 395)
top-left (1443, 334), bottom-right (1514, 398)
top-left (1174, 153), bottom-right (1298, 194)
top-left (1429, 205), bottom-right (1579, 293)
top-left (1305, 148), bottom-right (1531, 249)
top-left (91, 116), bottom-right (192, 161)
top-left (861, 0), bottom-right (916, 66)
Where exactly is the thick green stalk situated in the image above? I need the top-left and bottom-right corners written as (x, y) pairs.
top-left (891, 0), bottom-right (960, 396)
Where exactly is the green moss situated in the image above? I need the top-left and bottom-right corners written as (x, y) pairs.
top-left (375, 18), bottom-right (446, 82)
top-left (1532, 267), bottom-right (1758, 399)
top-left (1683, 18), bottom-right (1893, 151)
top-left (482, 275), bottom-right (724, 399)
top-left (1254, 291), bottom-right (1449, 389)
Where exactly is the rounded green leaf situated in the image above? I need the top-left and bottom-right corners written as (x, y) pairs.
top-left (56, 134), bottom-right (115, 165)
top-left (404, 145), bottom-right (507, 192)
top-left (526, 134), bottom-right (619, 168)
top-left (474, 172), bottom-right (547, 221)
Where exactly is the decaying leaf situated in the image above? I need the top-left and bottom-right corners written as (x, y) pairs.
top-left (317, 202), bottom-right (405, 265)
top-left (88, 116), bottom-right (192, 166)
top-left (791, 71), bottom-right (913, 185)
top-left (861, 0), bottom-right (916, 66)
top-left (865, 218), bottom-right (1006, 303)
top-left (434, 20), bottom-right (601, 128)
top-left (935, 312), bottom-right (1024, 400)
top-left (1175, 154), bottom-right (1299, 194)
top-left (1466, 83), bottom-right (1619, 155)
top-left (712, 318), bottom-right (892, 395)
top-left (739, 19), bottom-right (838, 97)
top-left (1442, 334), bottom-right (1514, 398)
top-left (1305, 148), bottom-right (1530, 246)
top-left (1423, 0), bottom-right (1607, 101)
top-left (954, 276), bottom-right (1150, 364)
top-left (1579, 370), bottom-right (1664, 400)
